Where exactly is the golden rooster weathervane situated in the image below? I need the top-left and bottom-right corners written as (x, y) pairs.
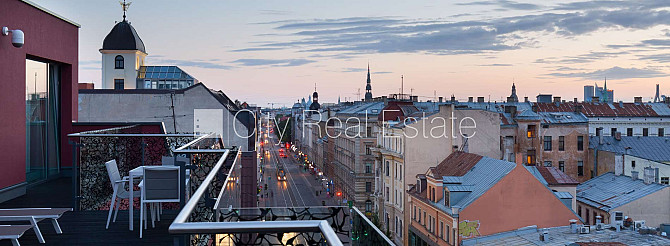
top-left (120, 0), bottom-right (132, 21)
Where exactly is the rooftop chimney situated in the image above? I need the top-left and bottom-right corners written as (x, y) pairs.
top-left (477, 97), bottom-right (485, 103)
top-left (411, 95), bottom-right (418, 102)
top-left (574, 98), bottom-right (578, 103)
top-left (507, 96), bottom-right (515, 103)
top-left (468, 97), bottom-right (474, 103)
top-left (597, 127), bottom-right (604, 144)
top-left (532, 104), bottom-right (538, 112)
top-left (524, 96), bottom-right (529, 103)
top-left (592, 96), bottom-right (600, 103)
top-left (631, 171), bottom-right (639, 180)
top-left (451, 95), bottom-right (456, 102)
top-left (574, 104), bottom-right (583, 113)
top-left (634, 97), bottom-right (643, 104)
top-left (438, 96), bottom-right (443, 103)
top-left (554, 96), bottom-right (561, 103)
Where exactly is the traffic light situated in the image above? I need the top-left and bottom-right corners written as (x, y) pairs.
top-left (336, 191), bottom-right (342, 197)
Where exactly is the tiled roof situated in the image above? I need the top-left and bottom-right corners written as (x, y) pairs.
top-left (535, 102), bottom-right (660, 117)
top-left (590, 136), bottom-right (670, 162)
top-left (576, 172), bottom-right (668, 212)
top-left (433, 152), bottom-right (482, 177)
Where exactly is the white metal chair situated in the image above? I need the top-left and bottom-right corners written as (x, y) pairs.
top-left (105, 160), bottom-right (141, 229)
top-left (139, 166), bottom-right (180, 238)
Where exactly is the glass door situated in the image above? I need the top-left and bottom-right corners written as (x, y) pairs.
top-left (25, 59), bottom-right (60, 183)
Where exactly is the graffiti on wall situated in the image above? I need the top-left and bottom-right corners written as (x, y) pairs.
top-left (459, 220), bottom-right (481, 238)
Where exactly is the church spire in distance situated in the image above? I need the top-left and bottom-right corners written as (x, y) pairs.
top-left (365, 63), bottom-right (373, 101)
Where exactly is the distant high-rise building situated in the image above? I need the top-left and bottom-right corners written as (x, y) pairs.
top-left (584, 85), bottom-right (594, 102)
top-left (584, 81), bottom-right (613, 103)
top-left (364, 64), bottom-right (373, 101)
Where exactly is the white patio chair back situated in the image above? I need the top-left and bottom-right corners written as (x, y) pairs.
top-left (105, 160), bottom-right (122, 189)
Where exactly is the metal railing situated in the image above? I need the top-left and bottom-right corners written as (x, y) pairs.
top-left (67, 125), bottom-right (205, 211)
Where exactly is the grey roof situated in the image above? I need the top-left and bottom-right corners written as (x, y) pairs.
top-left (435, 156), bottom-right (516, 213)
top-left (465, 224), bottom-right (670, 246)
top-left (576, 172), bottom-right (668, 212)
top-left (336, 101), bottom-right (384, 116)
top-left (446, 185), bottom-right (474, 192)
top-left (648, 102), bottom-right (670, 116)
top-left (553, 191), bottom-right (573, 199)
top-left (525, 166), bottom-right (548, 185)
top-left (515, 109), bottom-right (541, 120)
top-left (442, 176), bottom-right (463, 184)
top-left (102, 20), bottom-right (146, 53)
top-left (590, 136), bottom-right (670, 162)
top-left (538, 112), bottom-right (588, 124)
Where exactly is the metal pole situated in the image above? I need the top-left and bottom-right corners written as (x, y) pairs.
top-left (141, 139), bottom-right (146, 167)
top-left (69, 141), bottom-right (82, 211)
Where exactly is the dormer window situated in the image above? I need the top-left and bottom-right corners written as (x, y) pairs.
top-left (444, 189), bottom-right (450, 207)
top-left (115, 55), bottom-right (124, 69)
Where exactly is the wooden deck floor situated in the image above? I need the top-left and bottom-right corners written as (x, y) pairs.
top-left (0, 177), bottom-right (178, 245)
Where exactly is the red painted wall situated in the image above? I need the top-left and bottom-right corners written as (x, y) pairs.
top-left (0, 1), bottom-right (78, 189)
top-left (459, 164), bottom-right (580, 239)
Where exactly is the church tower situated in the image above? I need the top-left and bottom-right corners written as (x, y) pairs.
top-left (509, 83), bottom-right (518, 102)
top-left (100, 1), bottom-right (147, 89)
top-left (364, 64), bottom-right (373, 101)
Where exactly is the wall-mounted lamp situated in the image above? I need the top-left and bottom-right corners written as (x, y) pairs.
top-left (2, 27), bottom-right (24, 48)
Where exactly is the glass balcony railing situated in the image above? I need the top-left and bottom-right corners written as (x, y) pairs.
top-left (69, 125), bottom-right (394, 246)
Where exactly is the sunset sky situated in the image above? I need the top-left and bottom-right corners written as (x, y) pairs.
top-left (33, 0), bottom-right (670, 106)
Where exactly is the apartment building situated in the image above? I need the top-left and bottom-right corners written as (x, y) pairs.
top-left (373, 102), bottom-right (501, 245)
top-left (407, 152), bottom-right (580, 246)
top-left (589, 135), bottom-right (670, 184)
top-left (535, 101), bottom-right (670, 137)
top-left (577, 172), bottom-right (670, 228)
top-left (331, 102), bottom-right (384, 211)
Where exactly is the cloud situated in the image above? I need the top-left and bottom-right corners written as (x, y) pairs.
top-left (232, 58), bottom-right (316, 67)
top-left (231, 47), bottom-right (283, 52)
top-left (456, 0), bottom-right (542, 10)
top-left (547, 66), bottom-right (667, 80)
top-left (534, 51), bottom-right (628, 64)
top-left (478, 63), bottom-right (513, 66)
top-left (341, 67), bottom-right (392, 74)
top-left (638, 53), bottom-right (670, 63)
top-left (236, 2), bottom-right (670, 57)
top-left (152, 59), bottom-right (234, 70)
top-left (259, 9), bottom-right (292, 16)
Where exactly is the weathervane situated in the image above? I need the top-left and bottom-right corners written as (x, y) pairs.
top-left (119, 0), bottom-right (132, 21)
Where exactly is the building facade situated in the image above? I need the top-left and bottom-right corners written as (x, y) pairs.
top-left (0, 0), bottom-right (79, 201)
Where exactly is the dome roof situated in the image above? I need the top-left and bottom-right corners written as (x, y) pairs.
top-left (312, 91), bottom-right (319, 98)
top-left (102, 20), bottom-right (146, 53)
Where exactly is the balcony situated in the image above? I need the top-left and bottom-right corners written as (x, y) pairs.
top-left (0, 125), bottom-right (394, 245)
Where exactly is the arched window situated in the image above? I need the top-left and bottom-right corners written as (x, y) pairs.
top-left (115, 55), bottom-right (124, 69)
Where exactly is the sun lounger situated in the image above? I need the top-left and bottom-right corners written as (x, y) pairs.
top-left (0, 225), bottom-right (32, 246)
top-left (0, 208), bottom-right (71, 243)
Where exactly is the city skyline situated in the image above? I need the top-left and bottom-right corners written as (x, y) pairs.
top-left (32, 0), bottom-right (670, 106)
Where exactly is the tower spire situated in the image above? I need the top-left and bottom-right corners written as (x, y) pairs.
top-left (120, 0), bottom-right (132, 21)
top-left (364, 63), bottom-right (373, 101)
